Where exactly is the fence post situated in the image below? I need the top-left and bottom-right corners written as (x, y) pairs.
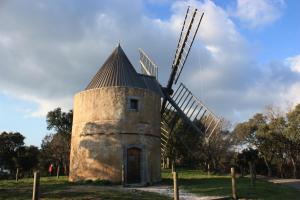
top-left (231, 167), bottom-right (237, 200)
top-left (122, 163), bottom-right (125, 186)
top-left (207, 164), bottom-right (210, 176)
top-left (167, 157), bottom-right (170, 169)
top-left (171, 161), bottom-right (175, 173)
top-left (56, 166), bottom-right (60, 179)
top-left (16, 168), bottom-right (19, 182)
top-left (173, 171), bottom-right (179, 200)
top-left (32, 171), bottom-right (40, 200)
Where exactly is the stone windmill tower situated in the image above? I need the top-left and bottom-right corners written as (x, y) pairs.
top-left (69, 7), bottom-right (220, 186)
top-left (69, 44), bottom-right (163, 185)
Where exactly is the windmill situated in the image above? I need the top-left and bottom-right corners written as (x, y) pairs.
top-left (139, 7), bottom-right (220, 165)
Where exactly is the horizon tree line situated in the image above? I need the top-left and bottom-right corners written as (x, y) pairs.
top-left (0, 103), bottom-right (299, 179)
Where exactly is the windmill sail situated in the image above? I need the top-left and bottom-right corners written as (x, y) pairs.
top-left (161, 83), bottom-right (220, 156)
top-left (172, 9), bottom-right (204, 84)
top-left (158, 7), bottom-right (219, 159)
top-left (162, 7), bottom-right (204, 114)
top-left (139, 48), bottom-right (158, 79)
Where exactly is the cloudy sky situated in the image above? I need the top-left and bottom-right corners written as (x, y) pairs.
top-left (0, 0), bottom-right (299, 146)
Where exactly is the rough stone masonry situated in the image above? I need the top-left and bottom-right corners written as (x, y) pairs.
top-left (69, 45), bottom-right (162, 185)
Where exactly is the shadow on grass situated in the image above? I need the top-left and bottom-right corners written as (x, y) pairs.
top-left (0, 177), bottom-right (170, 200)
top-left (162, 176), bottom-right (231, 197)
top-left (162, 172), bottom-right (300, 200)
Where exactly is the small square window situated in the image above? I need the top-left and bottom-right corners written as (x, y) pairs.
top-left (129, 99), bottom-right (139, 111)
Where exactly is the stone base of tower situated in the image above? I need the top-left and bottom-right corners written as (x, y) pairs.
top-left (69, 132), bottom-right (161, 185)
top-left (69, 87), bottom-right (161, 185)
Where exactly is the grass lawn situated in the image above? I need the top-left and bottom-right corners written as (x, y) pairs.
top-left (162, 169), bottom-right (300, 200)
top-left (1, 170), bottom-right (300, 200)
top-left (0, 176), bottom-right (170, 200)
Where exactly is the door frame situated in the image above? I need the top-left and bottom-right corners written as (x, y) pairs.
top-left (123, 144), bottom-right (147, 186)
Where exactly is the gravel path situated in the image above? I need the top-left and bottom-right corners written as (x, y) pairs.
top-left (70, 185), bottom-right (228, 200)
top-left (127, 185), bottom-right (228, 200)
top-left (257, 175), bottom-right (300, 191)
top-left (266, 178), bottom-right (300, 191)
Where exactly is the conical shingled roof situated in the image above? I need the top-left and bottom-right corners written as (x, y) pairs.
top-left (86, 45), bottom-right (146, 90)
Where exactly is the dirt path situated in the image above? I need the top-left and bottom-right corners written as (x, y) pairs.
top-left (257, 175), bottom-right (300, 191)
top-left (266, 178), bottom-right (300, 191)
top-left (69, 185), bottom-right (228, 200)
top-left (126, 185), bottom-right (228, 200)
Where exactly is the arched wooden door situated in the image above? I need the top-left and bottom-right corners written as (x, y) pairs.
top-left (126, 147), bottom-right (141, 184)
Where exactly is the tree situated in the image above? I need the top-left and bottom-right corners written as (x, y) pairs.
top-left (0, 132), bottom-right (39, 179)
top-left (164, 115), bottom-right (233, 173)
top-left (14, 146), bottom-right (39, 176)
top-left (46, 108), bottom-right (73, 136)
top-left (285, 104), bottom-right (300, 178)
top-left (41, 133), bottom-right (70, 175)
top-left (174, 118), bottom-right (202, 168)
top-left (201, 119), bottom-right (233, 173)
top-left (233, 113), bottom-right (278, 176)
top-left (0, 132), bottom-right (25, 173)
top-left (40, 108), bottom-right (73, 175)
top-left (237, 148), bottom-right (258, 185)
top-left (233, 104), bottom-right (300, 178)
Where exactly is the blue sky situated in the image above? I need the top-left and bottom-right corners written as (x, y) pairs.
top-left (0, 92), bottom-right (46, 145)
top-left (233, 0), bottom-right (300, 62)
top-left (0, 0), bottom-right (300, 147)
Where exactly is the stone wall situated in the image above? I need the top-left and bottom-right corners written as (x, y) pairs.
top-left (69, 87), bottom-right (161, 184)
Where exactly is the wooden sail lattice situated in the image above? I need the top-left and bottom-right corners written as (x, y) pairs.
top-left (139, 48), bottom-right (158, 79)
top-left (160, 83), bottom-right (220, 156)
top-left (138, 7), bottom-right (220, 159)
top-left (171, 8), bottom-right (204, 84)
top-left (161, 7), bottom-right (204, 116)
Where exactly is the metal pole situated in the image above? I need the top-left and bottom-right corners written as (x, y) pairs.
top-left (231, 167), bottom-right (237, 200)
top-left (32, 171), bottom-right (40, 200)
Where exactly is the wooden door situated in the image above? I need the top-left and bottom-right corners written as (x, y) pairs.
top-left (127, 147), bottom-right (141, 184)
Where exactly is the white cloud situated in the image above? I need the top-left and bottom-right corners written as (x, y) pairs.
top-left (0, 0), bottom-right (299, 125)
top-left (282, 82), bottom-right (300, 107)
top-left (1, 90), bottom-right (72, 117)
top-left (146, 0), bottom-right (171, 4)
top-left (235, 0), bottom-right (285, 28)
top-left (27, 96), bottom-right (72, 117)
top-left (0, 34), bottom-right (13, 47)
top-left (286, 54), bottom-right (300, 73)
top-left (158, 0), bottom-right (299, 123)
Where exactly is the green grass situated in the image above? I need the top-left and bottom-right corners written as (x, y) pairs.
top-left (1, 170), bottom-right (300, 199)
top-left (162, 169), bottom-right (300, 200)
top-left (0, 176), bottom-right (170, 200)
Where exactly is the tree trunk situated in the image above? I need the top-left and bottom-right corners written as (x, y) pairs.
top-left (253, 162), bottom-right (256, 179)
top-left (15, 168), bottom-right (19, 182)
top-left (63, 163), bottom-right (68, 176)
top-left (212, 159), bottom-right (217, 171)
top-left (291, 157), bottom-right (297, 179)
top-left (279, 162), bottom-right (283, 178)
top-left (239, 166), bottom-right (244, 177)
top-left (56, 165), bottom-right (60, 179)
top-left (249, 162), bottom-right (255, 187)
top-left (263, 156), bottom-right (272, 177)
